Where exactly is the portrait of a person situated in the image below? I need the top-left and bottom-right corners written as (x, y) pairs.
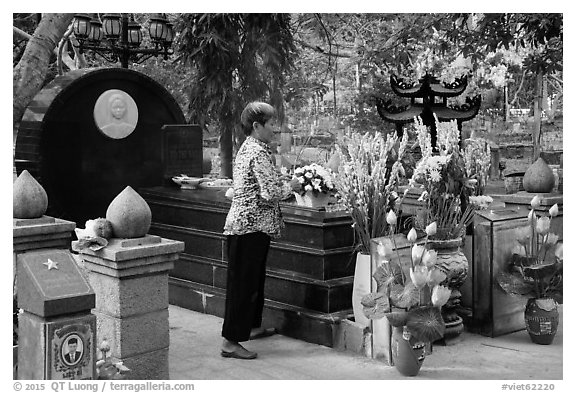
top-left (62, 336), bottom-right (83, 366)
top-left (94, 90), bottom-right (138, 139)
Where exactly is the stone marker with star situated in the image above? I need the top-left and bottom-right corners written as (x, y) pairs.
top-left (17, 249), bottom-right (96, 379)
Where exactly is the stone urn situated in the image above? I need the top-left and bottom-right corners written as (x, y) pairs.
top-left (105, 186), bottom-right (152, 238)
top-left (523, 157), bottom-right (555, 193)
top-left (13, 170), bottom-right (48, 219)
top-left (427, 237), bottom-right (468, 339)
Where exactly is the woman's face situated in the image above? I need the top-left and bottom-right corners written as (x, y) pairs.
top-left (111, 99), bottom-right (127, 120)
top-left (253, 118), bottom-right (277, 144)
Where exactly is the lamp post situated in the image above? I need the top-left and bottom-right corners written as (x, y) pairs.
top-left (73, 13), bottom-right (173, 68)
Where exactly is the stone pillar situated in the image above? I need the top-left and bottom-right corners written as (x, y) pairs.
top-left (13, 169), bottom-right (77, 379)
top-left (14, 216), bottom-right (76, 253)
top-left (76, 235), bottom-right (184, 380)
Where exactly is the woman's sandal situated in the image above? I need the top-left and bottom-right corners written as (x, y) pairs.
top-left (220, 345), bottom-right (257, 360)
top-left (249, 327), bottom-right (277, 340)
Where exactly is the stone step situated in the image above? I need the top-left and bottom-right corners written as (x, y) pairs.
top-left (168, 278), bottom-right (352, 348)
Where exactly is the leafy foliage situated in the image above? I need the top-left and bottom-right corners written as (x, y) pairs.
top-left (174, 13), bottom-right (296, 177)
top-left (176, 13), bottom-right (295, 128)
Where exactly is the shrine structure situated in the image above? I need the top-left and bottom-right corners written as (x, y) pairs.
top-left (375, 73), bottom-right (481, 147)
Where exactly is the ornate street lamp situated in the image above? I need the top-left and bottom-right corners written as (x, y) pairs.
top-left (73, 13), bottom-right (174, 68)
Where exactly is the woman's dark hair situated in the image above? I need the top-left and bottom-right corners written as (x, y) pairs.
top-left (240, 102), bottom-right (276, 136)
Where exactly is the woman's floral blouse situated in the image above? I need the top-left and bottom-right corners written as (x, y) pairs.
top-left (224, 136), bottom-right (292, 238)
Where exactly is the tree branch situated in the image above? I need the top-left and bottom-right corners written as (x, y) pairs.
top-left (13, 26), bottom-right (32, 41)
top-left (295, 39), bottom-right (353, 58)
top-left (510, 69), bottom-right (527, 107)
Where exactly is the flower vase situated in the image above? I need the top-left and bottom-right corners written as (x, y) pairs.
top-left (391, 326), bottom-right (426, 376)
top-left (524, 298), bottom-right (559, 345)
top-left (352, 252), bottom-right (372, 328)
top-left (294, 191), bottom-right (330, 208)
top-left (427, 237), bottom-right (469, 339)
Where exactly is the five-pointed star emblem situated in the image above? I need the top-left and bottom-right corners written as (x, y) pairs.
top-left (43, 258), bottom-right (59, 270)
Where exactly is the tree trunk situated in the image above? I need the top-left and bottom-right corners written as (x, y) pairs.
top-left (532, 69), bottom-right (544, 161)
top-left (13, 13), bottom-right (73, 127)
top-left (504, 85), bottom-right (509, 122)
top-left (219, 127), bottom-right (234, 178)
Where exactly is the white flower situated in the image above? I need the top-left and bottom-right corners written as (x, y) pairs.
top-left (530, 195), bottom-right (542, 209)
top-left (386, 210), bottom-right (397, 226)
top-left (377, 241), bottom-right (393, 259)
top-left (410, 265), bottom-right (429, 289)
top-left (407, 228), bottom-right (418, 243)
top-left (304, 184), bottom-right (313, 192)
top-left (84, 219), bottom-right (99, 238)
top-left (429, 169), bottom-right (442, 182)
top-left (411, 244), bottom-right (426, 264)
top-left (536, 216), bottom-right (551, 235)
top-left (549, 204), bottom-right (559, 217)
top-left (425, 222), bottom-right (437, 237)
top-left (422, 249), bottom-right (438, 267)
top-left (431, 285), bottom-right (452, 307)
top-left (555, 242), bottom-right (563, 261)
top-left (305, 172), bottom-right (313, 179)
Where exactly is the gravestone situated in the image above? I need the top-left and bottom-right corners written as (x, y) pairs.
top-left (161, 124), bottom-right (203, 181)
top-left (14, 67), bottom-right (198, 226)
top-left (17, 249), bottom-right (96, 380)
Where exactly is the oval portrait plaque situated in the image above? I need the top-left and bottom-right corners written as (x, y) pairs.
top-left (93, 89), bottom-right (138, 139)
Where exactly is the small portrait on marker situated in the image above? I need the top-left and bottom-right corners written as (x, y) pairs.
top-left (62, 334), bottom-right (84, 366)
top-left (94, 89), bottom-right (138, 139)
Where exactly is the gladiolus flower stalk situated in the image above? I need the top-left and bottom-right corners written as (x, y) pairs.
top-left (387, 223), bottom-right (406, 285)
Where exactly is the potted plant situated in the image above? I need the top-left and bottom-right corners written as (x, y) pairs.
top-left (360, 215), bottom-right (450, 376)
top-left (408, 115), bottom-right (493, 336)
top-left (497, 195), bottom-right (562, 344)
top-left (333, 130), bottom-right (409, 327)
top-left (292, 163), bottom-right (335, 208)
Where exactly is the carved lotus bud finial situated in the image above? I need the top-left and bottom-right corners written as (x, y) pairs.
top-left (105, 186), bottom-right (152, 238)
top-left (13, 170), bottom-right (48, 219)
top-left (523, 157), bottom-right (555, 193)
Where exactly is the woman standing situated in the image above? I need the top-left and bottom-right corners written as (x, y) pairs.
top-left (221, 102), bottom-right (300, 360)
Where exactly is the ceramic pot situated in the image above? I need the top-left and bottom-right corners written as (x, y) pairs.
top-left (352, 252), bottom-right (372, 328)
top-left (294, 191), bottom-right (330, 208)
top-left (391, 326), bottom-right (426, 376)
top-left (428, 237), bottom-right (469, 338)
top-left (524, 298), bottom-right (559, 345)
top-left (428, 237), bottom-right (469, 291)
top-left (523, 157), bottom-right (555, 193)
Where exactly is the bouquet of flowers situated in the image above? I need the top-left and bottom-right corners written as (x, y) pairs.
top-left (497, 195), bottom-right (563, 302)
top-left (409, 116), bottom-right (490, 240)
top-left (73, 218), bottom-right (113, 251)
top-left (292, 163), bottom-right (335, 196)
top-left (334, 130), bottom-right (409, 253)
top-left (360, 213), bottom-right (450, 343)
